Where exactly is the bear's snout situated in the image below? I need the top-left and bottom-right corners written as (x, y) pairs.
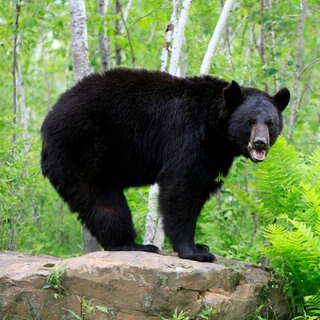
top-left (253, 137), bottom-right (268, 150)
top-left (248, 124), bottom-right (270, 162)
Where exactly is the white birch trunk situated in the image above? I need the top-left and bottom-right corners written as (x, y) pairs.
top-left (144, 0), bottom-right (192, 250)
top-left (98, 0), bottom-right (110, 71)
top-left (143, 184), bottom-right (165, 248)
top-left (70, 0), bottom-right (100, 253)
top-left (160, 0), bottom-right (180, 72)
top-left (144, 0), bottom-right (180, 248)
top-left (168, 0), bottom-right (192, 76)
top-left (70, 0), bottom-right (90, 83)
top-left (200, 0), bottom-right (235, 75)
top-left (176, 38), bottom-right (187, 77)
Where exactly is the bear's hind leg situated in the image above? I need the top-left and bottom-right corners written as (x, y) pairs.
top-left (79, 189), bottom-right (159, 253)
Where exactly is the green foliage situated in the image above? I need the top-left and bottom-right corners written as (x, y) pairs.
top-left (74, 296), bottom-right (116, 320)
top-left (161, 305), bottom-right (216, 320)
top-left (197, 158), bottom-right (265, 262)
top-left (230, 137), bottom-right (320, 318)
top-left (43, 263), bottom-right (68, 298)
top-left (0, 112), bottom-right (82, 256)
top-left (1, 1), bottom-right (320, 318)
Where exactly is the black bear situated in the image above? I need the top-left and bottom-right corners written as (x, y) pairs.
top-left (41, 68), bottom-right (290, 262)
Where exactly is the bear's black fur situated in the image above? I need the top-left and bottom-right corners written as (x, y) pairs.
top-left (41, 68), bottom-right (290, 262)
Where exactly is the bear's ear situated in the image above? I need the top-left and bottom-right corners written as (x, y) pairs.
top-left (223, 80), bottom-right (243, 110)
top-left (273, 88), bottom-right (290, 112)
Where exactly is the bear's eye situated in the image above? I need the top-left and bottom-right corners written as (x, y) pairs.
top-left (247, 119), bottom-right (255, 126)
top-left (266, 120), bottom-right (274, 128)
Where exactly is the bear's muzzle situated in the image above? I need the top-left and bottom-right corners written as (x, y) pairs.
top-left (248, 123), bottom-right (270, 162)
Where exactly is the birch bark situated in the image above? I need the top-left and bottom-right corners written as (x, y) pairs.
top-left (144, 184), bottom-right (165, 248)
top-left (70, 0), bottom-right (100, 253)
top-left (144, 0), bottom-right (192, 249)
top-left (168, 0), bottom-right (192, 76)
top-left (200, 0), bottom-right (235, 75)
top-left (70, 0), bottom-right (90, 83)
top-left (160, 0), bottom-right (180, 72)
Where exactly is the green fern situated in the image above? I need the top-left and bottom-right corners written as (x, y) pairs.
top-left (224, 180), bottom-right (271, 219)
top-left (230, 136), bottom-right (320, 318)
top-left (252, 136), bottom-right (306, 217)
top-left (304, 295), bottom-right (320, 318)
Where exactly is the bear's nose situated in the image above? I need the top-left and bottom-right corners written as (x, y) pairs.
top-left (253, 137), bottom-right (268, 150)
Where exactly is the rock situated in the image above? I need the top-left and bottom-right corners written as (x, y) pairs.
top-left (0, 251), bottom-right (289, 319)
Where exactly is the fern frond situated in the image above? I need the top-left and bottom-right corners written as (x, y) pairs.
top-left (315, 224), bottom-right (320, 236)
top-left (264, 217), bottom-right (320, 300)
top-left (252, 136), bottom-right (306, 216)
top-left (224, 180), bottom-right (271, 219)
top-left (306, 148), bottom-right (320, 182)
top-left (304, 294), bottom-right (320, 317)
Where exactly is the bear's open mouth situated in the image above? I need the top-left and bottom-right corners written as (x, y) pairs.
top-left (249, 148), bottom-right (267, 162)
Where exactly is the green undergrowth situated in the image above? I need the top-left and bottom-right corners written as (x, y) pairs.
top-left (228, 137), bottom-right (320, 319)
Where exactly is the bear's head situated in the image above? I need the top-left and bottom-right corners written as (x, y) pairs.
top-left (223, 80), bottom-right (290, 162)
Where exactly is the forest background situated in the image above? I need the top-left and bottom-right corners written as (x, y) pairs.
top-left (1, 0), bottom-right (320, 318)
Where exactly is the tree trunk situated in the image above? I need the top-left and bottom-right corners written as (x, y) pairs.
top-left (115, 0), bottom-right (122, 66)
top-left (40, 33), bottom-right (52, 109)
top-left (144, 0), bottom-right (192, 250)
top-left (144, 0), bottom-right (181, 248)
top-left (266, 0), bottom-right (277, 93)
top-left (12, 2), bottom-right (20, 144)
top-left (168, 0), bottom-right (192, 76)
top-left (143, 184), bottom-right (165, 248)
top-left (16, 59), bottom-right (28, 143)
top-left (69, 0), bottom-right (100, 253)
top-left (70, 0), bottom-right (90, 83)
top-left (160, 0), bottom-right (180, 72)
top-left (287, 0), bottom-right (308, 140)
top-left (11, 1), bottom-right (29, 249)
top-left (98, 0), bottom-right (110, 71)
top-left (259, 0), bottom-right (269, 92)
top-left (200, 0), bottom-right (235, 75)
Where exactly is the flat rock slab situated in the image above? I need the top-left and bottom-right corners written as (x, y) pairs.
top-left (0, 251), bottom-right (289, 319)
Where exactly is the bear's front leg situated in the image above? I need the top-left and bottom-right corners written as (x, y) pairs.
top-left (158, 178), bottom-right (215, 262)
